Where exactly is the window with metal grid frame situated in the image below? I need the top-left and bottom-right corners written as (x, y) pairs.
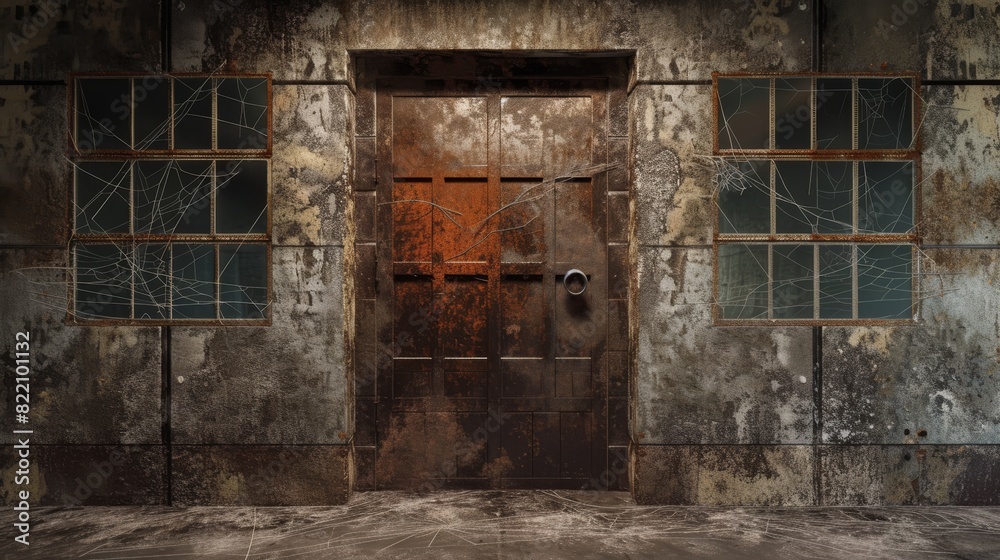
top-left (69, 74), bottom-right (271, 323)
top-left (712, 74), bottom-right (919, 324)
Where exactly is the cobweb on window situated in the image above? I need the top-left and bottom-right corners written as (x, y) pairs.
top-left (707, 78), bottom-right (957, 321)
top-left (22, 76), bottom-right (271, 321)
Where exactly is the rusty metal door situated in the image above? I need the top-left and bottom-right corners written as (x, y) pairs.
top-left (375, 76), bottom-right (610, 489)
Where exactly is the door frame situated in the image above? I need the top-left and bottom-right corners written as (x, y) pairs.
top-left (348, 51), bottom-right (635, 493)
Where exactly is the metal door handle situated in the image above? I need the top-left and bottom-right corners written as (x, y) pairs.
top-left (563, 269), bottom-right (588, 296)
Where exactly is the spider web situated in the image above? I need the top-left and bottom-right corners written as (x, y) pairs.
top-left (23, 75), bottom-right (271, 321)
top-left (709, 77), bottom-right (954, 321)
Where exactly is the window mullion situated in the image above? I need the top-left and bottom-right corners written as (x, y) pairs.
top-left (912, 245), bottom-right (919, 320)
top-left (810, 76), bottom-right (816, 151)
top-left (129, 78), bottom-right (135, 151)
top-left (129, 160), bottom-right (135, 235)
top-left (215, 243), bottom-right (221, 320)
top-left (212, 78), bottom-right (219, 151)
top-left (851, 77), bottom-right (858, 151)
top-left (813, 243), bottom-right (820, 320)
top-left (169, 77), bottom-right (175, 151)
top-left (769, 78), bottom-right (776, 151)
top-left (129, 242), bottom-right (135, 320)
top-left (852, 160), bottom-right (858, 235)
top-left (852, 243), bottom-right (859, 320)
top-left (770, 160), bottom-right (776, 236)
top-left (167, 244), bottom-right (173, 321)
top-left (767, 243), bottom-right (774, 321)
top-left (211, 160), bottom-right (217, 235)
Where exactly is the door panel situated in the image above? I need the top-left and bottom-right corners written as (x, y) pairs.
top-left (434, 180), bottom-right (491, 264)
top-left (392, 181), bottom-right (433, 264)
top-left (392, 97), bottom-right (488, 177)
top-left (500, 96), bottom-right (593, 176)
top-left (377, 76), bottom-right (613, 489)
top-left (500, 277), bottom-right (548, 355)
top-left (499, 180), bottom-right (549, 264)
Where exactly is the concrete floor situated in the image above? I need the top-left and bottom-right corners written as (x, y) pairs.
top-left (2, 491), bottom-right (999, 559)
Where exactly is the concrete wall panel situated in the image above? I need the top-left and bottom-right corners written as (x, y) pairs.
top-left (0, 445), bottom-right (165, 506)
top-left (0, 85), bottom-right (69, 246)
top-left (631, 85), bottom-right (714, 247)
top-left (637, 248), bottom-right (814, 445)
top-left (634, 445), bottom-right (814, 505)
top-left (823, 0), bottom-right (1000, 80)
top-left (0, 1), bottom-right (161, 79)
top-left (0, 248), bottom-right (162, 446)
top-left (172, 247), bottom-right (347, 445)
top-left (823, 250), bottom-right (1000, 445)
top-left (272, 84), bottom-right (352, 247)
top-left (172, 445), bottom-right (350, 506)
top-left (172, 0), bottom-right (811, 82)
top-left (922, 85), bottom-right (1000, 246)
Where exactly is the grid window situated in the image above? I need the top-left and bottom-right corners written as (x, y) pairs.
top-left (713, 73), bottom-right (919, 324)
top-left (716, 75), bottom-right (915, 153)
top-left (73, 75), bottom-right (270, 154)
top-left (69, 74), bottom-right (272, 324)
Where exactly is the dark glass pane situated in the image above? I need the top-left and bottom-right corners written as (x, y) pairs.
top-left (220, 244), bottom-right (268, 319)
top-left (774, 77), bottom-right (811, 149)
top-left (859, 161), bottom-right (914, 233)
top-left (75, 243), bottom-right (131, 319)
top-left (134, 160), bottom-right (212, 234)
top-left (216, 160), bottom-right (268, 234)
top-left (717, 160), bottom-right (770, 234)
top-left (819, 245), bottom-right (853, 319)
top-left (815, 78), bottom-right (853, 149)
top-left (858, 244), bottom-right (912, 319)
top-left (775, 161), bottom-right (814, 233)
top-left (717, 244), bottom-right (768, 319)
top-left (773, 244), bottom-right (814, 319)
top-left (716, 78), bottom-right (770, 150)
top-left (135, 243), bottom-right (169, 320)
top-left (132, 76), bottom-right (170, 150)
top-left (172, 244), bottom-right (216, 319)
top-left (75, 161), bottom-right (130, 234)
top-left (174, 78), bottom-right (213, 149)
top-left (216, 78), bottom-right (268, 150)
top-left (814, 161), bottom-right (853, 233)
top-left (75, 78), bottom-right (131, 151)
top-left (857, 78), bottom-right (913, 150)
top-left (775, 161), bottom-right (853, 233)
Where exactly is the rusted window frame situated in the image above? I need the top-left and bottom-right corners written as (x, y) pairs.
top-left (66, 73), bottom-right (273, 326)
top-left (711, 72), bottom-right (921, 326)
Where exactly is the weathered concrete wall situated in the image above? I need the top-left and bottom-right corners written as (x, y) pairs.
top-left (167, 81), bottom-right (354, 505)
top-left (1, 1), bottom-right (167, 506)
top-left (2, 0), bottom-right (998, 505)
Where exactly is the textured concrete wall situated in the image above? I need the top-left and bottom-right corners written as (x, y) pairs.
top-left (1, 0), bottom-right (998, 505)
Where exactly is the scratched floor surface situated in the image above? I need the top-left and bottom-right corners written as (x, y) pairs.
top-left (2, 491), bottom-right (999, 559)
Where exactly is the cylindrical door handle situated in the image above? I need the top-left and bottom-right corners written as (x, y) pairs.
top-left (563, 269), bottom-right (588, 296)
